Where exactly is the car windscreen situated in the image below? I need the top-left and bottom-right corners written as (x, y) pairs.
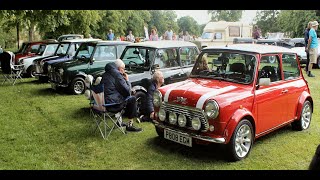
top-left (190, 51), bottom-right (257, 84)
top-left (75, 43), bottom-right (95, 59)
top-left (55, 43), bottom-right (70, 56)
top-left (16, 43), bottom-right (27, 54)
top-left (92, 45), bottom-right (116, 61)
top-left (36, 44), bottom-right (47, 55)
top-left (43, 44), bottom-right (59, 56)
top-left (122, 47), bottom-right (155, 71)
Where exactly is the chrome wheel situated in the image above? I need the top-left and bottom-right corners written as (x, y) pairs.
top-left (74, 81), bottom-right (84, 94)
top-left (301, 102), bottom-right (311, 129)
top-left (234, 124), bottom-right (252, 158)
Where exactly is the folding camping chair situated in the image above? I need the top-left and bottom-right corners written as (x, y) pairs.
top-left (89, 82), bottom-right (126, 139)
top-left (0, 51), bottom-right (24, 85)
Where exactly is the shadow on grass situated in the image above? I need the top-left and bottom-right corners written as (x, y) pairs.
top-left (34, 87), bottom-right (70, 96)
top-left (145, 135), bottom-right (227, 162)
top-left (144, 124), bottom-right (298, 162)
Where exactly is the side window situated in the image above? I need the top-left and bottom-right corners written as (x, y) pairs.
top-left (163, 48), bottom-right (180, 68)
top-left (282, 54), bottom-right (300, 80)
top-left (117, 45), bottom-right (126, 58)
top-left (30, 44), bottom-right (40, 53)
top-left (259, 55), bottom-right (281, 82)
top-left (214, 32), bottom-right (222, 39)
top-left (93, 45), bottom-right (116, 61)
top-left (180, 47), bottom-right (198, 66)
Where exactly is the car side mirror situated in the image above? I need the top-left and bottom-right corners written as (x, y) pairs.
top-left (258, 78), bottom-right (271, 86)
top-left (90, 58), bottom-right (95, 65)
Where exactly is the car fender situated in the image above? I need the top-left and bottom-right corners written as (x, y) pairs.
top-left (296, 91), bottom-right (313, 120)
top-left (132, 85), bottom-right (147, 93)
top-left (223, 108), bottom-right (255, 144)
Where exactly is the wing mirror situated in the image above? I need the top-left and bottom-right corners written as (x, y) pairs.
top-left (90, 58), bottom-right (95, 65)
top-left (256, 78), bottom-right (270, 90)
top-left (258, 78), bottom-right (270, 86)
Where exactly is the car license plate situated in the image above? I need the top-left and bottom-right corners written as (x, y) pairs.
top-left (164, 129), bottom-right (192, 147)
top-left (51, 83), bottom-right (57, 90)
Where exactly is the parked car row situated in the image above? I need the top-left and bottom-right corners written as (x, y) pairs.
top-left (6, 38), bottom-right (313, 162)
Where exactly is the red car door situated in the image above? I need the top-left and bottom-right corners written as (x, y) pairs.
top-left (255, 55), bottom-right (288, 134)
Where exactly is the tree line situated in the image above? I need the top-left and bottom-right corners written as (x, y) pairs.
top-left (0, 10), bottom-right (203, 50)
top-left (1, 10), bottom-right (319, 50)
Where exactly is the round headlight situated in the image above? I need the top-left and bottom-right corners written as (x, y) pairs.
top-left (191, 117), bottom-right (201, 130)
top-left (169, 112), bottom-right (177, 124)
top-left (178, 114), bottom-right (187, 127)
top-left (58, 68), bottom-right (64, 75)
top-left (153, 90), bottom-right (162, 107)
top-left (204, 100), bottom-right (219, 119)
top-left (48, 65), bottom-right (51, 72)
top-left (158, 108), bottom-right (166, 121)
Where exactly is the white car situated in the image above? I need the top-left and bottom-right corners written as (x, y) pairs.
top-left (19, 42), bottom-right (59, 77)
top-left (290, 39), bottom-right (320, 68)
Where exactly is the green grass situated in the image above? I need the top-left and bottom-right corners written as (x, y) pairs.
top-left (0, 70), bottom-right (319, 170)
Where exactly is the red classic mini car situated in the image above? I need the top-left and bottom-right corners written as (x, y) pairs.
top-left (152, 44), bottom-right (313, 161)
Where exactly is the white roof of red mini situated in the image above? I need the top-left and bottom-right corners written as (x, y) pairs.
top-left (203, 44), bottom-right (296, 54)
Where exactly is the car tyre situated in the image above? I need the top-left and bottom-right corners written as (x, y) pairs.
top-left (292, 100), bottom-right (312, 131)
top-left (70, 77), bottom-right (86, 95)
top-left (155, 126), bottom-right (164, 137)
top-left (135, 91), bottom-right (147, 117)
top-left (27, 65), bottom-right (36, 78)
top-left (226, 119), bottom-right (254, 162)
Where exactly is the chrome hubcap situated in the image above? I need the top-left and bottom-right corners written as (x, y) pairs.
top-left (74, 81), bottom-right (84, 94)
top-left (301, 103), bottom-right (311, 129)
top-left (235, 124), bottom-right (252, 158)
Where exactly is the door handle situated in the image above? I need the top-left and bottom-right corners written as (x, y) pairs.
top-left (282, 89), bottom-right (288, 93)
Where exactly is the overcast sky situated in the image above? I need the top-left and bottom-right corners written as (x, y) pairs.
top-left (174, 10), bottom-right (258, 25)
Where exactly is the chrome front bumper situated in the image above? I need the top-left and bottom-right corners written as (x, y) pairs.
top-left (153, 120), bottom-right (226, 144)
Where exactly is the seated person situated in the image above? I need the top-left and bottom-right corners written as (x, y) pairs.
top-left (191, 55), bottom-right (210, 74)
top-left (139, 70), bottom-right (164, 122)
top-left (101, 59), bottom-right (142, 132)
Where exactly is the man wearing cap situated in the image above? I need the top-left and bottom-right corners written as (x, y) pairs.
top-left (306, 20), bottom-right (318, 77)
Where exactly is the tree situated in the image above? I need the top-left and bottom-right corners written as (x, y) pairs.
top-left (254, 10), bottom-right (281, 37)
top-left (277, 10), bottom-right (319, 38)
top-left (177, 16), bottom-right (200, 36)
top-left (126, 11), bottom-right (151, 37)
top-left (43, 10), bottom-right (102, 39)
top-left (147, 10), bottom-right (178, 37)
top-left (208, 10), bottom-right (243, 22)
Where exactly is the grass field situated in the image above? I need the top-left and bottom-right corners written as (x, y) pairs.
top-left (0, 69), bottom-right (319, 170)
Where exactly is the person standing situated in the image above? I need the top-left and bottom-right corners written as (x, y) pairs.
top-left (106, 29), bottom-right (114, 41)
top-left (306, 21), bottom-right (318, 77)
top-left (126, 30), bottom-right (135, 43)
top-left (252, 25), bottom-right (261, 39)
top-left (144, 23), bottom-right (149, 41)
top-left (165, 27), bottom-right (173, 40)
top-left (304, 21), bottom-right (312, 72)
top-left (149, 28), bottom-right (159, 41)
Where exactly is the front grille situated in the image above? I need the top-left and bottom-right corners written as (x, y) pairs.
top-left (162, 102), bottom-right (209, 132)
top-left (35, 63), bottom-right (43, 73)
top-left (48, 72), bottom-right (62, 83)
